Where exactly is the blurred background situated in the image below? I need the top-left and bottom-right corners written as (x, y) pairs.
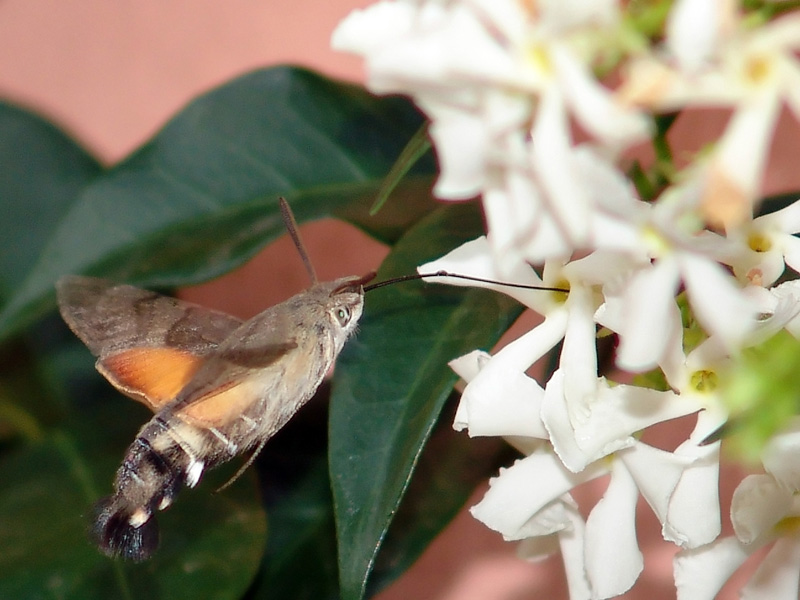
top-left (1, 2), bottom-right (799, 598)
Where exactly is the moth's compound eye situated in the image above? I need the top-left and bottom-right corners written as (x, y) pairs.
top-left (334, 306), bottom-right (351, 327)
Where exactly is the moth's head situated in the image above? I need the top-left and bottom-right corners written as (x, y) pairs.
top-left (320, 272), bottom-right (374, 346)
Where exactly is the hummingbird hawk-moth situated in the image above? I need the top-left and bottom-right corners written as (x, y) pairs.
top-left (57, 199), bottom-right (373, 561)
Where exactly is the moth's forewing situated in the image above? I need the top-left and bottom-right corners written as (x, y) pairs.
top-left (56, 275), bottom-right (243, 411)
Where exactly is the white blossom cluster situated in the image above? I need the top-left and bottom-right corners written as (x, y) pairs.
top-left (333, 0), bottom-right (800, 597)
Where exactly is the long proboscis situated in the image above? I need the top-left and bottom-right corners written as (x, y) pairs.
top-left (364, 270), bottom-right (569, 293)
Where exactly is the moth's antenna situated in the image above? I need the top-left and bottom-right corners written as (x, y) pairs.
top-left (279, 197), bottom-right (318, 285)
top-left (363, 271), bottom-right (569, 293)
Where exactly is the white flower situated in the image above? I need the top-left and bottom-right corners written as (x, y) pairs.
top-left (473, 441), bottom-right (699, 599)
top-left (541, 368), bottom-right (697, 473)
top-left (517, 498), bottom-right (592, 600)
top-left (594, 188), bottom-right (759, 371)
top-left (729, 199), bottom-right (800, 286)
top-left (674, 422), bottom-right (800, 599)
top-left (337, 2), bottom-right (800, 598)
top-left (334, 0), bottom-right (650, 264)
top-left (428, 238), bottom-right (728, 596)
top-left (658, 339), bottom-right (731, 549)
top-left (620, 0), bottom-right (800, 227)
top-left (449, 346), bottom-right (549, 439)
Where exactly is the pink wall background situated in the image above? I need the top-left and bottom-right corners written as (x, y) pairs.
top-left (1, 2), bottom-right (798, 598)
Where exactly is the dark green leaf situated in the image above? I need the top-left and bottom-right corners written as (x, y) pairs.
top-left (0, 66), bottom-right (436, 341)
top-left (367, 399), bottom-right (511, 596)
top-left (329, 203), bottom-right (523, 600)
top-left (0, 101), bottom-right (102, 302)
top-left (757, 191), bottom-right (800, 217)
top-left (247, 462), bottom-right (339, 600)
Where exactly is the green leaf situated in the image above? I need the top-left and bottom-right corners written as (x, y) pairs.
top-left (0, 101), bottom-right (102, 302)
top-left (247, 461), bottom-right (339, 600)
top-left (0, 66), bottom-right (436, 341)
top-left (366, 401), bottom-right (511, 596)
top-left (329, 203), bottom-right (523, 600)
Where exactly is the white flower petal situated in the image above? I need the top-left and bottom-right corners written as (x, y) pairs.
top-left (331, 1), bottom-right (416, 54)
top-left (513, 498), bottom-right (573, 538)
top-left (780, 233), bottom-right (800, 277)
top-left (542, 370), bottom-right (635, 472)
top-left (531, 86), bottom-right (592, 246)
top-left (571, 146), bottom-right (642, 215)
top-left (517, 499), bottom-right (593, 600)
top-left (588, 212), bottom-right (645, 254)
top-left (665, 420), bottom-right (722, 548)
top-left (538, 0), bottom-right (619, 31)
top-left (757, 198), bottom-right (800, 234)
top-left (500, 312), bottom-right (571, 370)
top-left (731, 474), bottom-right (793, 544)
top-left (713, 93), bottom-right (782, 205)
top-left (612, 259), bottom-right (682, 371)
top-left (466, 0), bottom-right (526, 45)
top-left (450, 349), bottom-right (488, 431)
top-left (585, 461), bottom-right (643, 599)
top-left (554, 44), bottom-right (651, 148)
top-left (456, 355), bottom-right (547, 438)
top-left (522, 206), bottom-right (576, 263)
top-left (560, 285), bottom-right (599, 409)
top-left (665, 0), bottom-right (726, 72)
top-left (594, 383), bottom-right (695, 446)
top-left (680, 251), bottom-right (758, 349)
top-left (674, 536), bottom-right (753, 600)
top-left (449, 349), bottom-right (487, 383)
top-left (761, 422), bottom-right (800, 490)
top-left (470, 450), bottom-right (606, 540)
top-left (556, 504), bottom-right (593, 600)
top-left (418, 236), bottom-right (563, 314)
top-left (618, 441), bottom-right (694, 527)
top-left (752, 243), bottom-right (791, 287)
top-left (426, 105), bottom-right (489, 199)
top-left (740, 538), bottom-right (800, 600)
top-left (742, 282), bottom-right (800, 345)
top-left (516, 531), bottom-right (560, 562)
top-left (443, 6), bottom-right (522, 85)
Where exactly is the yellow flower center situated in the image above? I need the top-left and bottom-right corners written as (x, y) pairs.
top-left (743, 53), bottom-right (773, 86)
top-left (550, 279), bottom-right (570, 304)
top-left (748, 231), bottom-right (772, 253)
top-left (690, 369), bottom-right (718, 393)
top-left (641, 224), bottom-right (671, 257)
top-left (775, 515), bottom-right (800, 536)
top-left (525, 43), bottom-right (553, 77)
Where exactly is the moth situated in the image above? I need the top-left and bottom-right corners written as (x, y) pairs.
top-left (57, 199), bottom-right (373, 561)
top-left (58, 199), bottom-right (566, 561)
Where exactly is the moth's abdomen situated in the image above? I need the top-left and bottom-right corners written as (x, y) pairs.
top-left (92, 417), bottom-right (210, 561)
